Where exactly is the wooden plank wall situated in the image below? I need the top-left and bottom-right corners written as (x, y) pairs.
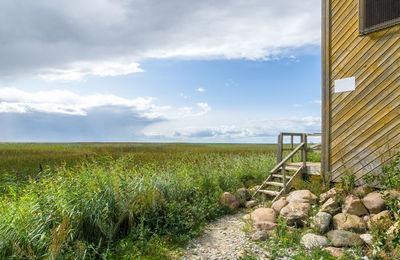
top-left (328, 0), bottom-right (400, 183)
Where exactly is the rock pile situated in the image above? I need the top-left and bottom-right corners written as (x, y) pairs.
top-left (228, 187), bottom-right (400, 258)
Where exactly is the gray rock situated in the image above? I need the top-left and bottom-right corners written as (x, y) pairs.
top-left (333, 213), bottom-right (367, 233)
top-left (251, 231), bottom-right (268, 241)
top-left (320, 197), bottom-right (341, 215)
top-left (280, 202), bottom-right (311, 226)
top-left (250, 207), bottom-right (277, 223)
top-left (300, 233), bottom-right (329, 249)
top-left (342, 195), bottom-right (368, 216)
top-left (360, 233), bottom-right (373, 246)
top-left (324, 247), bottom-right (344, 258)
top-left (245, 200), bottom-right (257, 208)
top-left (271, 197), bottom-right (288, 214)
top-left (327, 230), bottom-right (364, 247)
top-left (312, 212), bottom-right (332, 233)
top-left (252, 221), bottom-right (278, 233)
top-left (286, 190), bottom-right (318, 204)
top-left (362, 192), bottom-right (386, 214)
top-left (320, 188), bottom-right (337, 203)
top-left (220, 192), bottom-right (240, 211)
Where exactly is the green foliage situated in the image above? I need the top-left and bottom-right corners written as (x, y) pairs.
top-left (274, 217), bottom-right (302, 248)
top-left (292, 175), bottom-right (328, 197)
top-left (292, 248), bottom-right (337, 260)
top-left (334, 171), bottom-right (356, 206)
top-left (0, 144), bottom-right (275, 258)
top-left (364, 153), bottom-right (400, 258)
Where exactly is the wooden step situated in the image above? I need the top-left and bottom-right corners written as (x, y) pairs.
top-left (284, 166), bottom-right (301, 171)
top-left (271, 174), bottom-right (292, 179)
top-left (258, 190), bottom-right (280, 196)
top-left (264, 181), bottom-right (284, 187)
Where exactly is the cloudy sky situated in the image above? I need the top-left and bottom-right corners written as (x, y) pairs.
top-left (0, 0), bottom-right (322, 143)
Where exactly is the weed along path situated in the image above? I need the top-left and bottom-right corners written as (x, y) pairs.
top-left (175, 212), bottom-right (269, 259)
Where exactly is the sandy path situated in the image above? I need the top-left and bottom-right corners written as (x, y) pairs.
top-left (176, 212), bottom-right (268, 260)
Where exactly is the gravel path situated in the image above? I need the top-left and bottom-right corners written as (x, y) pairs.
top-left (176, 212), bottom-right (270, 260)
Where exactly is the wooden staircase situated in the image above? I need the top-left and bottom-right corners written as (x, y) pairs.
top-left (253, 132), bottom-right (321, 202)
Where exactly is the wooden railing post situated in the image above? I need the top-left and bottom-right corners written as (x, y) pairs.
top-left (277, 133), bottom-right (283, 164)
top-left (282, 163), bottom-right (286, 194)
top-left (290, 135), bottom-right (294, 162)
top-left (302, 134), bottom-right (307, 168)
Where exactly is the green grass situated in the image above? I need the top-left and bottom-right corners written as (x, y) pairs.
top-left (0, 143), bottom-right (277, 259)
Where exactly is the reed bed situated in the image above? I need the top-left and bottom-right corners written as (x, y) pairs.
top-left (0, 143), bottom-right (276, 258)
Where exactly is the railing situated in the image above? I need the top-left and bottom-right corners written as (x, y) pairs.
top-left (252, 132), bottom-right (321, 201)
top-left (277, 132), bottom-right (321, 167)
top-left (270, 142), bottom-right (305, 194)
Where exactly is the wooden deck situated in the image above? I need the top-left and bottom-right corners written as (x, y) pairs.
top-left (287, 162), bottom-right (321, 176)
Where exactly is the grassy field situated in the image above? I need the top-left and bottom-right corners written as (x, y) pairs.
top-left (0, 143), bottom-right (278, 259)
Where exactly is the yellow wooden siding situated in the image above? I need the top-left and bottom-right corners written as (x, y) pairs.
top-left (328, 0), bottom-right (400, 182)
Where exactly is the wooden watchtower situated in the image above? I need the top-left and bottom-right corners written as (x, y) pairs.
top-left (322, 0), bottom-right (400, 183)
top-left (254, 1), bottom-right (399, 201)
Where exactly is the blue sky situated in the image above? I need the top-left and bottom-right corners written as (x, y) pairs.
top-left (0, 0), bottom-right (321, 143)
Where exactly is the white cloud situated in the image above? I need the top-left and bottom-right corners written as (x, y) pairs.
top-left (38, 59), bottom-right (144, 81)
top-left (313, 100), bottom-right (322, 104)
top-left (197, 103), bottom-right (211, 115)
top-left (197, 88), bottom-right (206, 92)
top-left (0, 88), bottom-right (159, 116)
top-left (173, 102), bottom-right (212, 118)
top-left (293, 104), bottom-right (302, 108)
top-left (0, 88), bottom-right (212, 121)
top-left (0, 0), bottom-right (321, 80)
top-left (141, 116), bottom-right (321, 142)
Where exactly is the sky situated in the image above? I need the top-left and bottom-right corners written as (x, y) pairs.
top-left (0, 0), bottom-right (322, 143)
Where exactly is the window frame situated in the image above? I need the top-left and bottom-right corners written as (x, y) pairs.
top-left (359, 0), bottom-right (400, 35)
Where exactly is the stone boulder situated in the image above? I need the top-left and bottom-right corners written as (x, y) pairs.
top-left (271, 197), bottom-right (288, 214)
top-left (245, 200), bottom-right (257, 208)
top-left (360, 233), bottom-right (373, 246)
top-left (327, 230), bottom-right (364, 247)
top-left (362, 192), bottom-right (386, 214)
top-left (300, 233), bottom-right (329, 249)
top-left (250, 207), bottom-right (277, 223)
top-left (368, 210), bottom-right (391, 228)
top-left (333, 213), bottom-right (367, 233)
top-left (324, 247), bottom-right (344, 258)
top-left (320, 188), bottom-right (337, 203)
top-left (251, 231), bottom-right (269, 241)
top-left (236, 188), bottom-right (250, 206)
top-left (252, 221), bottom-right (278, 233)
top-left (311, 212), bottom-right (332, 233)
top-left (280, 202), bottom-right (311, 226)
top-left (371, 210), bottom-right (391, 222)
top-left (342, 195), bottom-right (368, 216)
top-left (286, 190), bottom-right (318, 204)
top-left (320, 198), bottom-right (341, 215)
top-left (220, 192), bottom-right (239, 211)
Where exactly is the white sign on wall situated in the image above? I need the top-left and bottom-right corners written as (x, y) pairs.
top-left (334, 77), bottom-right (356, 93)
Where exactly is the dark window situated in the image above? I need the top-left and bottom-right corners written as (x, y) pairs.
top-left (360, 0), bottom-right (400, 34)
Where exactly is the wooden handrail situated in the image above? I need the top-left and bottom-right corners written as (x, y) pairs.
top-left (309, 143), bottom-right (321, 149)
top-left (270, 142), bottom-right (305, 174)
